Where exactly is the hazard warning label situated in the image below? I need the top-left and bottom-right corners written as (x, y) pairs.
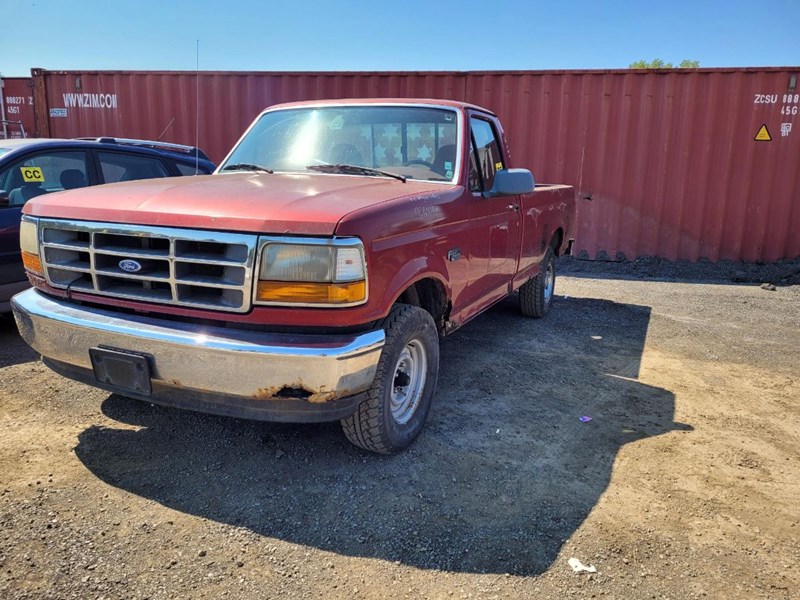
top-left (754, 124), bottom-right (772, 142)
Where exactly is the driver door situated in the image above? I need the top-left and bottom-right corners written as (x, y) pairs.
top-left (462, 114), bottom-right (522, 313)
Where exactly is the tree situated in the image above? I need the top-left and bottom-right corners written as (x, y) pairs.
top-left (629, 59), bottom-right (700, 68)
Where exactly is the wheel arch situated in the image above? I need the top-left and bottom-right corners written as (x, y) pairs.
top-left (395, 276), bottom-right (450, 333)
top-left (550, 227), bottom-right (564, 256)
top-left (377, 256), bottom-right (451, 334)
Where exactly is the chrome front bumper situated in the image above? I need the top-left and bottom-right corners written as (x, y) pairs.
top-left (11, 289), bottom-right (385, 422)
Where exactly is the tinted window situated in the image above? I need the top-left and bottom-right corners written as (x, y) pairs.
top-left (469, 117), bottom-right (504, 191)
top-left (175, 162), bottom-right (206, 175)
top-left (468, 146), bottom-right (482, 192)
top-left (0, 150), bottom-right (89, 208)
top-left (98, 152), bottom-right (168, 184)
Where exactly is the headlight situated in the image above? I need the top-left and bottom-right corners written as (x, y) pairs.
top-left (255, 238), bottom-right (367, 306)
top-left (19, 217), bottom-right (42, 275)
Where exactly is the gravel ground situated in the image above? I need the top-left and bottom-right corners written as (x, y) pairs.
top-left (1, 259), bottom-right (798, 599)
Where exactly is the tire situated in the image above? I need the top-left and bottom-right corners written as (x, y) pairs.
top-left (520, 246), bottom-right (556, 318)
top-left (341, 304), bottom-right (439, 454)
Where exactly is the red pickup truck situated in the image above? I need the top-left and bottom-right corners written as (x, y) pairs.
top-left (12, 99), bottom-right (574, 453)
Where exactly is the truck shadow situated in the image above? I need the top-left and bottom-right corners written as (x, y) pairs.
top-left (74, 294), bottom-right (689, 576)
top-left (559, 255), bottom-right (800, 287)
top-left (0, 313), bottom-right (38, 367)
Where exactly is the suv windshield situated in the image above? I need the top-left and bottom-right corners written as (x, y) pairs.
top-left (220, 105), bottom-right (460, 182)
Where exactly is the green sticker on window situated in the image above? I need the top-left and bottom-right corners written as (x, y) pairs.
top-left (329, 115), bottom-right (344, 130)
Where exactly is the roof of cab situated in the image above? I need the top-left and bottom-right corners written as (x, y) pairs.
top-left (263, 98), bottom-right (497, 116)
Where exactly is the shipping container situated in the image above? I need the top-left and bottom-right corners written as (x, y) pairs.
top-left (0, 77), bottom-right (35, 139)
top-left (28, 67), bottom-right (800, 263)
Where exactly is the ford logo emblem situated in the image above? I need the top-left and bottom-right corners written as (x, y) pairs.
top-left (119, 259), bottom-right (142, 273)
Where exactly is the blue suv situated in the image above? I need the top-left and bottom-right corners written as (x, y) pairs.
top-left (0, 137), bottom-right (216, 311)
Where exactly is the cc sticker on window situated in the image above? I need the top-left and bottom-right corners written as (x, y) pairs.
top-left (495, 161), bottom-right (503, 171)
top-left (21, 167), bottom-right (44, 182)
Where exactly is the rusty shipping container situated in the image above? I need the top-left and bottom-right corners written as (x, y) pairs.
top-left (0, 77), bottom-right (35, 139)
top-left (29, 67), bottom-right (800, 263)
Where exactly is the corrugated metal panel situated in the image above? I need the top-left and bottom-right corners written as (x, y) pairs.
top-left (33, 70), bottom-right (470, 162)
top-left (0, 77), bottom-right (35, 139)
top-left (465, 70), bottom-right (800, 263)
top-left (32, 68), bottom-right (800, 262)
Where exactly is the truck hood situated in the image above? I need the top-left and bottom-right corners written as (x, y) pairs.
top-left (23, 172), bottom-right (457, 235)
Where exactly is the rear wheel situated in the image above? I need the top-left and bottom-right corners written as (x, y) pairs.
top-left (341, 304), bottom-right (439, 454)
top-left (520, 246), bottom-right (555, 318)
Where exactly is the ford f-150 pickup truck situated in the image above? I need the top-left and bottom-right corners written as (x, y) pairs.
top-left (12, 99), bottom-right (574, 454)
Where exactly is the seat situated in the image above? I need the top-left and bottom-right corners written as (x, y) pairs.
top-left (8, 182), bottom-right (47, 206)
top-left (432, 144), bottom-right (456, 176)
top-left (60, 169), bottom-right (87, 190)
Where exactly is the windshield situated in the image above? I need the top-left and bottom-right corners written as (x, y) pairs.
top-left (0, 147), bottom-right (12, 158)
top-left (220, 105), bottom-right (460, 183)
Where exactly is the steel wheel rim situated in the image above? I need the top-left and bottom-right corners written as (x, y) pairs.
top-left (544, 262), bottom-right (555, 304)
top-left (389, 339), bottom-right (428, 425)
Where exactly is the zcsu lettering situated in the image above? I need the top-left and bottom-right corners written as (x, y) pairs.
top-left (753, 94), bottom-right (778, 104)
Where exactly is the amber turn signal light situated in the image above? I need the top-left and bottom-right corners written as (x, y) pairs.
top-left (21, 251), bottom-right (43, 276)
top-left (256, 280), bottom-right (366, 304)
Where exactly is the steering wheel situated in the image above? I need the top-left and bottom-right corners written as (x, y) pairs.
top-left (403, 159), bottom-right (435, 169)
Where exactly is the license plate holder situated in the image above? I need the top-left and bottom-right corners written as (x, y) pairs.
top-left (89, 346), bottom-right (152, 396)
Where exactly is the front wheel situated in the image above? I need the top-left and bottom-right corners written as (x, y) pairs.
top-left (341, 304), bottom-right (439, 454)
top-left (519, 247), bottom-right (555, 318)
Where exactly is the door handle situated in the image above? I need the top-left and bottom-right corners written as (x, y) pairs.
top-left (507, 204), bottom-right (520, 212)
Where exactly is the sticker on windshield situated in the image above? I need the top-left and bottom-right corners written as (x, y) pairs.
top-left (445, 170), bottom-right (453, 178)
top-left (444, 114), bottom-right (454, 122)
top-left (495, 161), bottom-right (503, 171)
top-left (329, 115), bottom-right (344, 130)
top-left (20, 166), bottom-right (44, 182)
top-left (444, 161), bottom-right (452, 171)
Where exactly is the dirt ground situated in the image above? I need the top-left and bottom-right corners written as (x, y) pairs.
top-left (1, 259), bottom-right (799, 599)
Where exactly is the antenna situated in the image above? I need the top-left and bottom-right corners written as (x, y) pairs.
top-left (157, 117), bottom-right (175, 141)
top-left (195, 39), bottom-right (200, 174)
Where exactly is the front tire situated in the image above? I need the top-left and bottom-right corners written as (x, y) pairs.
top-left (341, 304), bottom-right (439, 454)
top-left (520, 246), bottom-right (555, 318)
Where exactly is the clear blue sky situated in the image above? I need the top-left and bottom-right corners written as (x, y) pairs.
top-left (1, 0), bottom-right (798, 76)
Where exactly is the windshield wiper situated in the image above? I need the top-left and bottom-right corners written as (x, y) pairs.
top-left (222, 163), bottom-right (274, 173)
top-left (306, 164), bottom-right (406, 183)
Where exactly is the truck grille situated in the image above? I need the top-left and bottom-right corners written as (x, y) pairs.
top-left (39, 219), bottom-right (258, 313)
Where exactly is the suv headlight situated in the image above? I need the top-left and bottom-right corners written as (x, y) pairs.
top-left (255, 238), bottom-right (367, 306)
top-left (20, 217), bottom-right (43, 276)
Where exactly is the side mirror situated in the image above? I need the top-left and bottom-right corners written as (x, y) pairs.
top-left (489, 169), bottom-right (535, 196)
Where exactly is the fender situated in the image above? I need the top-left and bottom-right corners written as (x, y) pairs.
top-left (377, 255), bottom-right (451, 319)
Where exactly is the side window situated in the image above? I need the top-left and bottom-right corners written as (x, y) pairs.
top-left (175, 162), bottom-right (205, 176)
top-left (98, 152), bottom-right (169, 184)
top-left (469, 117), bottom-right (504, 192)
top-left (468, 146), bottom-right (482, 192)
top-left (0, 150), bottom-right (89, 208)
